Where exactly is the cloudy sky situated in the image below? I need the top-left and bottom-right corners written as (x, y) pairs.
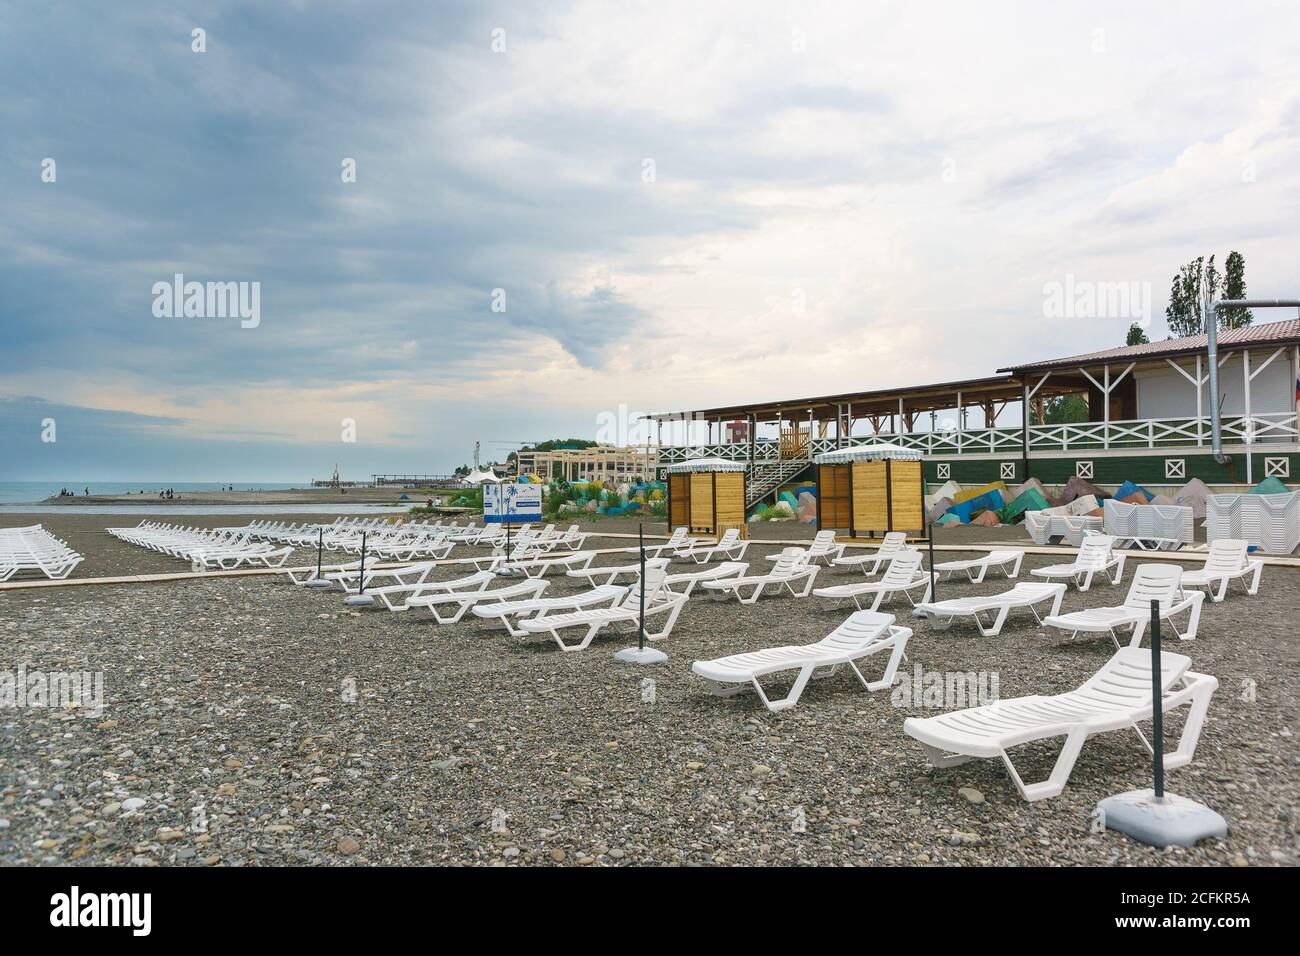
top-left (3, 0), bottom-right (1299, 481)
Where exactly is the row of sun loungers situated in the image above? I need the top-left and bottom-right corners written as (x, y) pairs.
top-left (281, 527), bottom-right (1226, 803)
top-left (262, 521), bottom-right (1258, 802)
top-left (107, 521), bottom-right (295, 570)
top-left (0, 524), bottom-right (84, 580)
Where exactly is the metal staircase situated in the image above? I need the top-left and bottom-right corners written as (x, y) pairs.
top-left (745, 459), bottom-right (813, 508)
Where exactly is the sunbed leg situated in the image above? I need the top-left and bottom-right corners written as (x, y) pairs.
top-left (1246, 562), bottom-right (1262, 596)
top-left (920, 743), bottom-right (974, 769)
top-left (751, 668), bottom-right (811, 712)
top-left (852, 635), bottom-right (908, 692)
top-left (1164, 679), bottom-right (1215, 770)
top-left (1000, 726), bottom-right (1086, 801)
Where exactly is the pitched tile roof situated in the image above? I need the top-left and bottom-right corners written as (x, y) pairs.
top-left (999, 319), bottom-right (1300, 374)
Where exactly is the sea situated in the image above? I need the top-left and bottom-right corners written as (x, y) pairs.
top-left (0, 481), bottom-right (298, 505)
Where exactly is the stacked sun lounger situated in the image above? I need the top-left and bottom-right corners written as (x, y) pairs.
top-left (1102, 500), bottom-right (1193, 550)
top-left (1024, 496), bottom-right (1102, 546)
top-left (0, 524), bottom-right (85, 580)
top-left (1205, 491), bottom-right (1300, 555)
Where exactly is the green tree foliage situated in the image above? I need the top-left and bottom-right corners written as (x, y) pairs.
top-left (1125, 323), bottom-right (1149, 346)
top-left (1042, 394), bottom-right (1089, 425)
top-left (1165, 251), bottom-right (1250, 336)
top-left (1221, 251), bottom-right (1253, 328)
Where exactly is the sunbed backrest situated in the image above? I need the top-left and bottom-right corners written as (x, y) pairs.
top-left (770, 547), bottom-right (807, 576)
top-left (1204, 539), bottom-right (1249, 575)
top-left (880, 551), bottom-right (923, 585)
top-left (821, 610), bottom-right (894, 651)
top-left (1122, 564), bottom-right (1181, 611)
top-left (1074, 535), bottom-right (1115, 568)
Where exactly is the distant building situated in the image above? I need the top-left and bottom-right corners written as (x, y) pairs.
top-left (514, 445), bottom-right (658, 483)
top-left (646, 320), bottom-right (1300, 498)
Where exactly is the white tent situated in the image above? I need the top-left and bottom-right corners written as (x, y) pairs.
top-left (464, 469), bottom-right (501, 484)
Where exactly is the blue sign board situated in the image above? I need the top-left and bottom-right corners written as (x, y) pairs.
top-left (483, 483), bottom-right (543, 524)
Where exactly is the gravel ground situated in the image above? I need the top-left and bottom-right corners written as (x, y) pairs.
top-left (1, 526), bottom-right (1295, 867)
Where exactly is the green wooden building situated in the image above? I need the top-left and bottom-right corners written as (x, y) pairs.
top-left (646, 321), bottom-right (1300, 504)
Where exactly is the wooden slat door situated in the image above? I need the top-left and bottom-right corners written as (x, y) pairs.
top-left (818, 464), bottom-right (851, 530)
top-left (668, 474), bottom-right (689, 528)
top-left (889, 460), bottom-right (924, 532)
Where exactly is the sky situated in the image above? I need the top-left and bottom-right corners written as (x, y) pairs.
top-left (3, 0), bottom-right (1300, 481)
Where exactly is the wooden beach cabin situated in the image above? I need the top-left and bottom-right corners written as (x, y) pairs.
top-left (664, 458), bottom-right (747, 537)
top-left (815, 443), bottom-right (925, 538)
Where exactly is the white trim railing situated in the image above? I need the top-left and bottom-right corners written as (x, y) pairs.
top-left (655, 413), bottom-right (1298, 463)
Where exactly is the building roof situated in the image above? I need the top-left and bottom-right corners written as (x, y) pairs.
top-left (999, 319), bottom-right (1300, 375)
top-left (644, 374), bottom-right (1072, 424)
top-left (814, 443), bottom-right (924, 463)
top-left (663, 458), bottom-right (748, 473)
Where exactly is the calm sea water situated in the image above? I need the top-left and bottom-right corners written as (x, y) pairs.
top-left (0, 481), bottom-right (298, 505)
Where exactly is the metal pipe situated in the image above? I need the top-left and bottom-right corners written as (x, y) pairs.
top-left (1207, 299), bottom-right (1300, 463)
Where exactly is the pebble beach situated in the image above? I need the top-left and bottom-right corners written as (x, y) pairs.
top-left (1, 511), bottom-right (1295, 867)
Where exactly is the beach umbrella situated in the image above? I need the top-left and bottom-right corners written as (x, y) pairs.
top-left (1096, 601), bottom-right (1226, 846)
top-left (614, 522), bottom-right (666, 664)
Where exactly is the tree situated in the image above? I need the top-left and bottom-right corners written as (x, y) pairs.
top-left (1125, 323), bottom-right (1149, 346)
top-left (1042, 394), bottom-right (1089, 425)
top-left (1164, 251), bottom-right (1250, 336)
top-left (1165, 255), bottom-right (1218, 337)
top-left (1221, 251), bottom-right (1253, 328)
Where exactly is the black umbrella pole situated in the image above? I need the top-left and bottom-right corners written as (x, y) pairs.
top-left (638, 523), bottom-right (646, 651)
top-left (1150, 599), bottom-right (1164, 799)
top-left (927, 521), bottom-right (937, 602)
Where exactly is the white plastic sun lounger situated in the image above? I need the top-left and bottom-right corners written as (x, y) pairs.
top-left (500, 549), bottom-right (597, 579)
top-left (904, 647), bottom-right (1218, 801)
top-left (760, 530), bottom-right (842, 567)
top-left (627, 527), bottom-right (705, 558)
top-left (1042, 564), bottom-right (1205, 649)
top-left (691, 611), bottom-right (911, 713)
top-left (280, 556), bottom-right (381, 586)
top-left (663, 561), bottom-right (749, 597)
top-left (1029, 534), bottom-right (1126, 592)
top-left (404, 578), bottom-right (550, 624)
top-left (700, 548), bottom-right (819, 604)
top-left (516, 566), bottom-right (688, 651)
top-left (365, 569), bottom-right (500, 611)
top-left (813, 552), bottom-right (931, 612)
top-left (829, 531), bottom-right (914, 577)
top-left (190, 544), bottom-right (294, 570)
top-left (470, 583), bottom-right (629, 636)
top-left (914, 582), bottom-right (1066, 636)
top-left (566, 557), bottom-right (670, 587)
top-left (675, 528), bottom-right (750, 563)
top-left (1177, 539), bottom-right (1263, 603)
top-left (931, 549), bottom-right (1023, 583)
top-left (327, 560), bottom-right (439, 594)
